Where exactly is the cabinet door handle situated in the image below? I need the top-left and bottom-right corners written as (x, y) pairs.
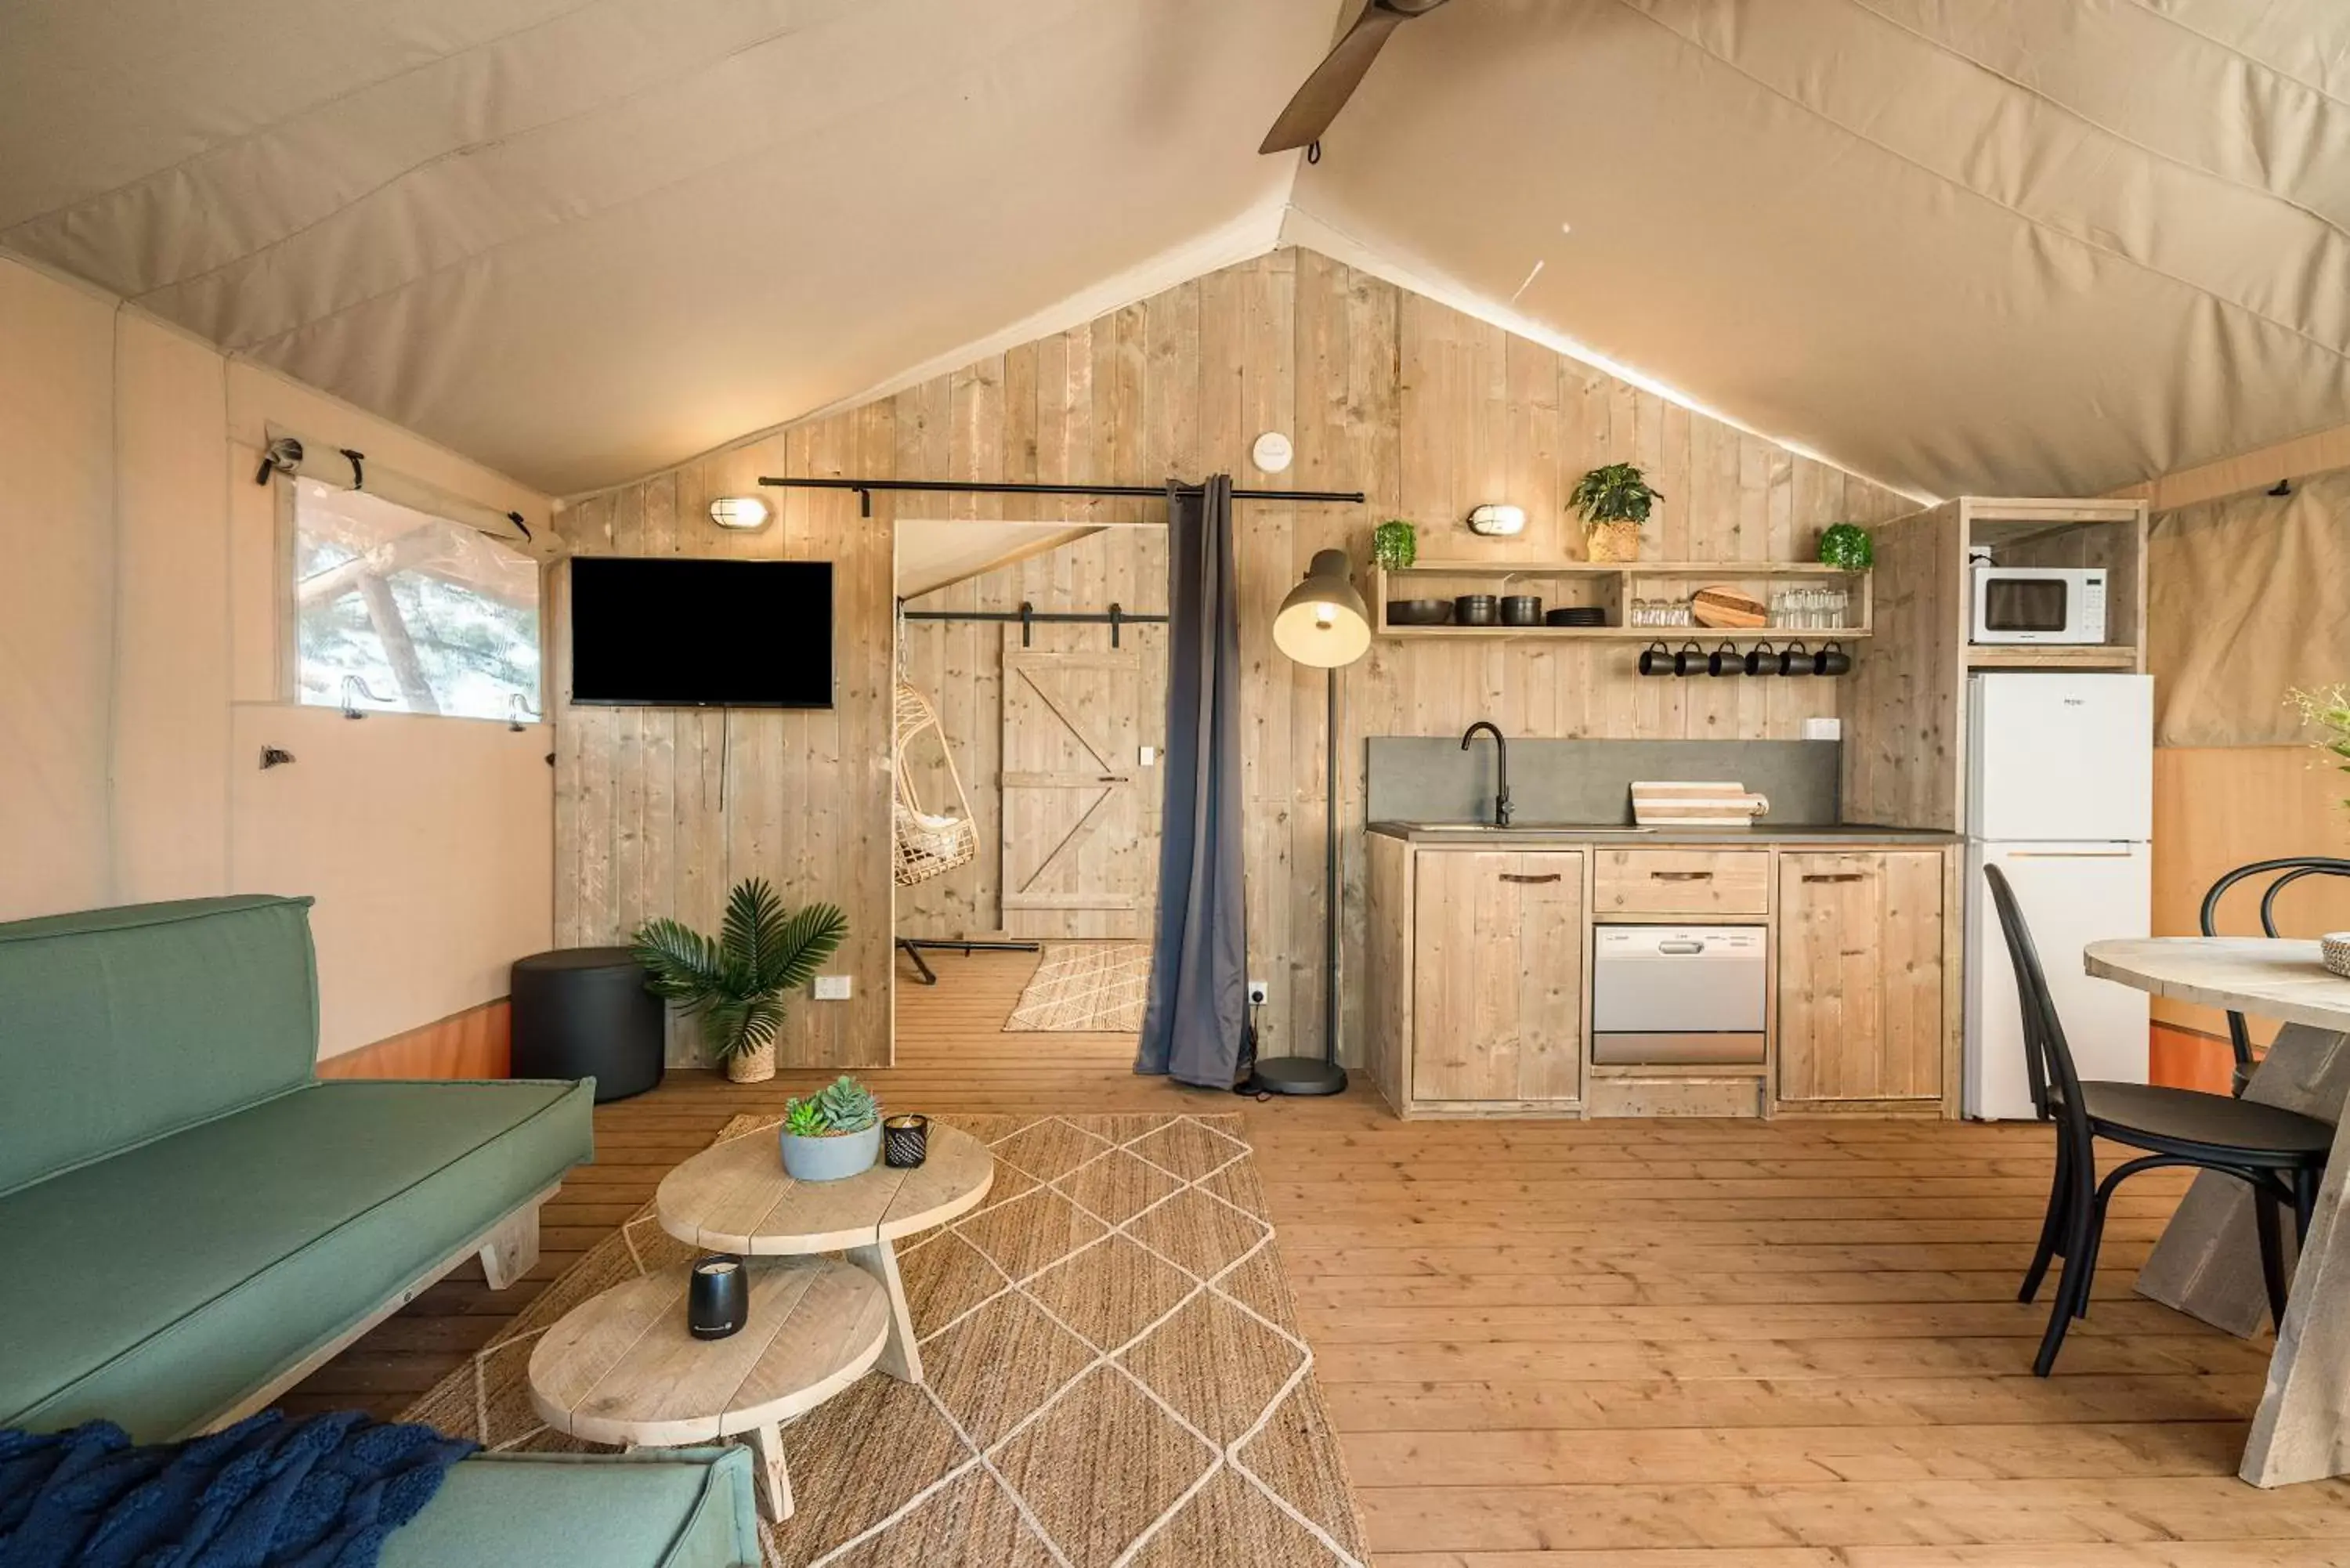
top-left (1652, 870), bottom-right (1714, 881)
top-left (1499, 873), bottom-right (1563, 884)
top-left (1097, 775), bottom-right (1128, 783)
top-left (1802, 872), bottom-right (1867, 883)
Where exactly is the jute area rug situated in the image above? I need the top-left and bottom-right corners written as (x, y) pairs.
top-left (403, 1112), bottom-right (1368, 1567)
top-left (1003, 945), bottom-right (1151, 1034)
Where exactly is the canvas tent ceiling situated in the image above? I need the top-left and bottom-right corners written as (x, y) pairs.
top-left (3, 0), bottom-right (2345, 501)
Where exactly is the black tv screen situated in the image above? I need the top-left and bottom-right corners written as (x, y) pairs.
top-left (569, 557), bottom-right (834, 708)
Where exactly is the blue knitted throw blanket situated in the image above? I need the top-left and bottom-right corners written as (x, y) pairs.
top-left (0, 1410), bottom-right (475, 1568)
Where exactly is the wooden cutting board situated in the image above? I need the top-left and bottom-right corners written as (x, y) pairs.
top-left (1690, 586), bottom-right (1768, 630)
top-left (1632, 781), bottom-right (1771, 826)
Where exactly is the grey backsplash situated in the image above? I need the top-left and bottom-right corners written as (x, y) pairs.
top-left (1366, 737), bottom-right (1842, 826)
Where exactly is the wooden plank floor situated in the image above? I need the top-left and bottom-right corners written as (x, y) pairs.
top-left (289, 948), bottom-right (2350, 1563)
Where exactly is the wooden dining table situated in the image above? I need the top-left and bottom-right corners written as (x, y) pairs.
top-left (2082, 937), bottom-right (2350, 1488)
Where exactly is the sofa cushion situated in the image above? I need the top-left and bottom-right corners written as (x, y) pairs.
top-left (0, 895), bottom-right (320, 1195)
top-left (0, 1078), bottom-right (594, 1440)
top-left (381, 1449), bottom-right (761, 1568)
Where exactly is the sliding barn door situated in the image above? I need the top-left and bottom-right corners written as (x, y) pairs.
top-left (1000, 645), bottom-right (1155, 938)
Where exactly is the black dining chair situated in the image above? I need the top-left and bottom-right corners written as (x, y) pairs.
top-left (2200, 857), bottom-right (2350, 1097)
top-left (1982, 865), bottom-right (2333, 1375)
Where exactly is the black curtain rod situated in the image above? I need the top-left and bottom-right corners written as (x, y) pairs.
top-left (900, 599), bottom-right (1166, 648)
top-left (761, 475), bottom-right (1365, 516)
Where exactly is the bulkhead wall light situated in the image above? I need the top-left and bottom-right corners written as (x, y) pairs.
top-left (708, 497), bottom-right (772, 531)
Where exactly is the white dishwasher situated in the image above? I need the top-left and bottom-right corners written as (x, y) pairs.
top-left (1591, 926), bottom-right (1768, 1065)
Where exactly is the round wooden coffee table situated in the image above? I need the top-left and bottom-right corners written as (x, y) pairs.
top-left (526, 1255), bottom-right (887, 1521)
top-left (655, 1123), bottom-right (992, 1386)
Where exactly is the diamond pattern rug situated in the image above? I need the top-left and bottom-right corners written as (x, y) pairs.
top-left (400, 1112), bottom-right (1367, 1568)
top-left (1003, 945), bottom-right (1152, 1033)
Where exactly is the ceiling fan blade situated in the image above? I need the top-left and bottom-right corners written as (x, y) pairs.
top-left (1259, 4), bottom-right (1413, 154)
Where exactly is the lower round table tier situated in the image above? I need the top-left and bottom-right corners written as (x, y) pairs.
top-left (510, 946), bottom-right (664, 1102)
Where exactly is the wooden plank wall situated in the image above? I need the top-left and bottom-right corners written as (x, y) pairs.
top-left (555, 247), bottom-right (1913, 1069)
top-left (898, 526), bottom-right (1167, 941)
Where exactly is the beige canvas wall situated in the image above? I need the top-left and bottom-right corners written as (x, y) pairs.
top-left (0, 251), bottom-right (555, 1057)
top-left (0, 261), bottom-right (116, 916)
top-left (557, 247), bottom-right (1911, 1068)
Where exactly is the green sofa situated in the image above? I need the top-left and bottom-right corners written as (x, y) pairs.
top-left (0, 895), bottom-right (761, 1566)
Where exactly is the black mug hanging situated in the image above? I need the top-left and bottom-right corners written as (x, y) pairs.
top-left (1814, 641), bottom-right (1851, 677)
top-left (1672, 641), bottom-right (1706, 677)
top-left (1708, 641), bottom-right (1741, 677)
top-left (1777, 641), bottom-right (1811, 677)
top-left (1638, 641), bottom-right (1674, 677)
top-left (1743, 641), bottom-right (1777, 677)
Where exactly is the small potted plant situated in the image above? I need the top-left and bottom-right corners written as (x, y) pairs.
top-left (1372, 519), bottom-right (1418, 570)
top-left (1817, 522), bottom-right (1875, 571)
top-left (1570, 464), bottom-right (1661, 562)
top-left (631, 878), bottom-right (848, 1084)
top-left (779, 1075), bottom-right (884, 1181)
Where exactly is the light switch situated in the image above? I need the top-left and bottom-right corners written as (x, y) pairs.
top-left (1801, 717), bottom-right (1842, 742)
top-left (812, 975), bottom-right (851, 1000)
top-left (1139, 746), bottom-right (1156, 766)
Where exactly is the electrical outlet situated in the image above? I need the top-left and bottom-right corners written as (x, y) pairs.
top-left (812, 975), bottom-right (852, 1001)
top-left (1246, 979), bottom-right (1269, 1006)
top-left (1139, 745), bottom-right (1156, 766)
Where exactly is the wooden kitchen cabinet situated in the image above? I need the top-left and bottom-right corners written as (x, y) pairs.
top-left (1412, 850), bottom-right (1585, 1104)
top-left (1776, 851), bottom-right (1947, 1104)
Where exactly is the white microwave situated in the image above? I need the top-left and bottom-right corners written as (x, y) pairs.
top-left (1971, 565), bottom-right (2107, 645)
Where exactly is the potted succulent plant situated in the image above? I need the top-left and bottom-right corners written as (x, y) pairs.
top-left (631, 878), bottom-right (848, 1085)
top-left (1570, 464), bottom-right (1660, 562)
top-left (779, 1075), bottom-right (883, 1181)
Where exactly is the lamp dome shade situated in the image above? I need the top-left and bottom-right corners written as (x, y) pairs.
top-left (1272, 548), bottom-right (1372, 667)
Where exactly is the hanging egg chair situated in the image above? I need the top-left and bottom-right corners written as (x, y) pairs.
top-left (892, 681), bottom-right (978, 887)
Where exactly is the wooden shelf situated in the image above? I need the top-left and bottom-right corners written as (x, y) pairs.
top-left (1965, 644), bottom-right (2140, 670)
top-left (1381, 624), bottom-right (1873, 642)
top-left (1375, 558), bottom-right (1873, 641)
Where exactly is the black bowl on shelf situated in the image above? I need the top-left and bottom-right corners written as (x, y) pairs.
top-left (1500, 595), bottom-right (1545, 627)
top-left (1455, 594), bottom-right (1499, 627)
top-left (1387, 598), bottom-right (1454, 626)
top-left (1546, 607), bottom-right (1607, 627)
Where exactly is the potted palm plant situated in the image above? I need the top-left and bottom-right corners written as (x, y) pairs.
top-left (1570, 463), bottom-right (1661, 562)
top-left (631, 878), bottom-right (848, 1084)
top-left (779, 1075), bottom-right (884, 1181)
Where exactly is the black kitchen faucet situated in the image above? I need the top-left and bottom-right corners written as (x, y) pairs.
top-left (1461, 721), bottom-right (1510, 827)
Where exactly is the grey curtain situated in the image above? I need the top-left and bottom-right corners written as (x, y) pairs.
top-left (1136, 477), bottom-right (1248, 1087)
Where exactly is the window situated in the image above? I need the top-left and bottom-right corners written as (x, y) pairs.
top-left (293, 478), bottom-right (540, 721)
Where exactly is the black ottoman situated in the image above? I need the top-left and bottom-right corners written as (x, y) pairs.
top-left (510, 947), bottom-right (665, 1103)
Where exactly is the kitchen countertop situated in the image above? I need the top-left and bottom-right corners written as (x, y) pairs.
top-left (1367, 821), bottom-right (1963, 847)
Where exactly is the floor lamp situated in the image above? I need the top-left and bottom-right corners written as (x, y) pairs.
top-left (1250, 548), bottom-right (1371, 1097)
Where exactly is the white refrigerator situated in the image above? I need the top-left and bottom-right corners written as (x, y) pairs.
top-left (1963, 672), bottom-right (2153, 1120)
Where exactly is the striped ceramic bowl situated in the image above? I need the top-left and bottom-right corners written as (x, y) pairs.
top-left (2324, 934), bottom-right (2350, 979)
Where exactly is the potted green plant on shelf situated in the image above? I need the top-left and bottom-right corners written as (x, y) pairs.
top-left (1569, 463), bottom-right (1660, 563)
top-left (1817, 523), bottom-right (1875, 571)
top-left (779, 1075), bottom-right (884, 1181)
top-left (1372, 519), bottom-right (1418, 570)
top-left (631, 878), bottom-right (849, 1085)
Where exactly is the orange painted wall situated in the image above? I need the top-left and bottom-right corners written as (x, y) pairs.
top-left (314, 998), bottom-right (512, 1081)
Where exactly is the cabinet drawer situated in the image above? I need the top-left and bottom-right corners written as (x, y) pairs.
top-left (1593, 849), bottom-right (1770, 915)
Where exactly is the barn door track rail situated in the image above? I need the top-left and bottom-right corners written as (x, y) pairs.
top-left (900, 601), bottom-right (1166, 648)
top-left (758, 475), bottom-right (1366, 517)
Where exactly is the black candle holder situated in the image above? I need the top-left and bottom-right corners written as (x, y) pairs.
top-left (884, 1114), bottom-right (929, 1169)
top-left (688, 1254), bottom-right (747, 1340)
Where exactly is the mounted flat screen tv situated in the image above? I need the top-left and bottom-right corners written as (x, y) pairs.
top-left (569, 557), bottom-right (834, 708)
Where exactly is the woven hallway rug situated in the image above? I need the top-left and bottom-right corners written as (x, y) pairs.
top-left (401, 1112), bottom-right (1367, 1568)
top-left (1003, 944), bottom-right (1151, 1034)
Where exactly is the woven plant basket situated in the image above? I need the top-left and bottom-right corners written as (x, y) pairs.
top-left (1585, 520), bottom-right (1643, 562)
top-left (724, 1038), bottom-right (777, 1084)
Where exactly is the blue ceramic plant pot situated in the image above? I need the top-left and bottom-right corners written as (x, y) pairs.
top-left (779, 1122), bottom-right (880, 1182)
